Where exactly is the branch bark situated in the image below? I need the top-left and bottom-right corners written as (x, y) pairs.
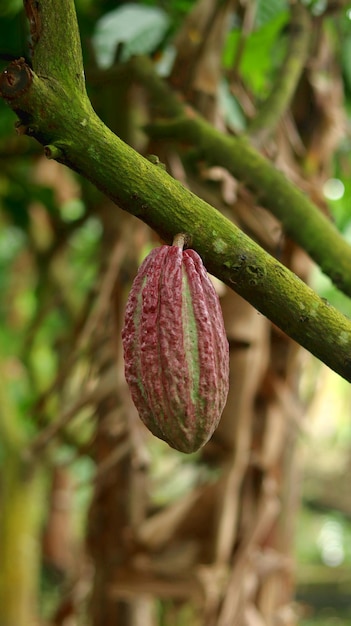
top-left (24, 0), bottom-right (86, 95)
top-left (1, 1), bottom-right (351, 382)
top-left (146, 114), bottom-right (351, 297)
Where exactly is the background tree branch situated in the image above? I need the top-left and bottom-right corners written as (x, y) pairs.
top-left (247, 2), bottom-right (312, 144)
top-left (108, 53), bottom-right (351, 301)
top-left (146, 114), bottom-right (351, 297)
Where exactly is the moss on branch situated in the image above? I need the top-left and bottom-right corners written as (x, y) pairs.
top-left (24, 0), bottom-right (86, 95)
top-left (1, 1), bottom-right (351, 381)
top-left (118, 55), bottom-right (351, 300)
top-left (146, 116), bottom-right (351, 298)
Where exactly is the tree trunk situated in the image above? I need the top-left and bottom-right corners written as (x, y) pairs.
top-left (0, 370), bottom-right (44, 626)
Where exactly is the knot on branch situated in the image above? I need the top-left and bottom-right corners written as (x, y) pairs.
top-left (0, 59), bottom-right (33, 101)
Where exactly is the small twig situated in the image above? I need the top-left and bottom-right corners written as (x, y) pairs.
top-left (76, 234), bottom-right (128, 349)
top-left (30, 233), bottom-right (128, 425)
top-left (26, 385), bottom-right (99, 458)
top-left (231, 0), bottom-right (257, 79)
top-left (217, 482), bottom-right (281, 626)
top-left (75, 438), bottom-right (131, 491)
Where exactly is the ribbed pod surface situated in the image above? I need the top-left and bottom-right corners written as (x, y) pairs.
top-left (122, 244), bottom-right (229, 453)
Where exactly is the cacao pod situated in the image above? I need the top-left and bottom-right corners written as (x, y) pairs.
top-left (122, 242), bottom-right (229, 453)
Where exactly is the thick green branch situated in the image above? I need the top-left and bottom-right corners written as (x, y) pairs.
top-left (24, 0), bottom-right (86, 95)
top-left (0, 62), bottom-right (351, 380)
top-left (1, 58), bottom-right (351, 381)
top-left (247, 2), bottom-right (311, 143)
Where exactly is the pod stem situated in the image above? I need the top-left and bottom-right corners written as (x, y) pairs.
top-left (172, 233), bottom-right (188, 249)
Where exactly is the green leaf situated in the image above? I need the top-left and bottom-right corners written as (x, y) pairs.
top-left (0, 0), bottom-right (22, 17)
top-left (219, 80), bottom-right (246, 132)
top-left (92, 3), bottom-right (170, 68)
top-left (224, 11), bottom-right (289, 95)
top-left (256, 0), bottom-right (288, 28)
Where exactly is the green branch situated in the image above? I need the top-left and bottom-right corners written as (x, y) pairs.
top-left (247, 2), bottom-right (311, 143)
top-left (119, 54), bottom-right (351, 300)
top-left (1, 2), bottom-right (351, 381)
top-left (24, 0), bottom-right (86, 95)
top-left (146, 116), bottom-right (351, 298)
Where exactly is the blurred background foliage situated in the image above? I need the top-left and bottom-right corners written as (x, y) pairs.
top-left (1, 1), bottom-right (351, 625)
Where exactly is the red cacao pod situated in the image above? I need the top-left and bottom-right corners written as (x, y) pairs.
top-left (122, 242), bottom-right (229, 453)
